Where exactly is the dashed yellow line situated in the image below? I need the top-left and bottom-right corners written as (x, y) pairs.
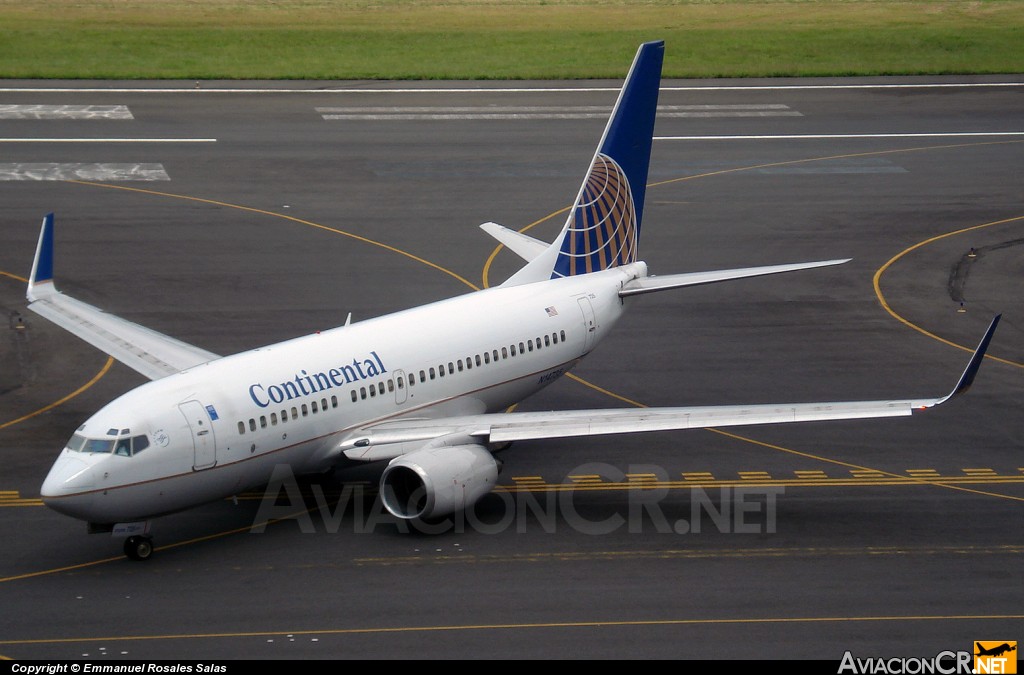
top-left (795, 470), bottom-right (829, 479)
top-left (851, 470), bottom-right (885, 478)
top-left (4, 467), bottom-right (1021, 509)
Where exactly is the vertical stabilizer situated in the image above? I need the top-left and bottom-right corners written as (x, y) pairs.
top-left (501, 40), bottom-right (664, 287)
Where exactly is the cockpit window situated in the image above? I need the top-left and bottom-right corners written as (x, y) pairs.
top-left (82, 438), bottom-right (115, 454)
top-left (66, 432), bottom-right (148, 455)
top-left (114, 439), bottom-right (131, 456)
top-left (132, 435), bottom-right (150, 455)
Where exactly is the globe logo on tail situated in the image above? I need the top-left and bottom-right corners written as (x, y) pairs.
top-left (553, 153), bottom-right (638, 278)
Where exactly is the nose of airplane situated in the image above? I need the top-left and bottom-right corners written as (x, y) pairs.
top-left (40, 454), bottom-right (96, 516)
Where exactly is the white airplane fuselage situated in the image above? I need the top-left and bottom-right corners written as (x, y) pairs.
top-left (40, 262), bottom-right (644, 524)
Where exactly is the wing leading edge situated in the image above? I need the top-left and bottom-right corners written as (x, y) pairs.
top-left (26, 214), bottom-right (220, 380)
top-left (342, 315), bottom-right (1001, 461)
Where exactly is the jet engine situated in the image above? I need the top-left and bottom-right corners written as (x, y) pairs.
top-left (380, 443), bottom-right (499, 520)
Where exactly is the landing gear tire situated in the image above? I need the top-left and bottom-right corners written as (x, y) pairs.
top-left (124, 535), bottom-right (154, 561)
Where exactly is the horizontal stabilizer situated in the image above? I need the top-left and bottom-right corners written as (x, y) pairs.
top-left (479, 222), bottom-right (548, 263)
top-left (619, 259), bottom-right (851, 297)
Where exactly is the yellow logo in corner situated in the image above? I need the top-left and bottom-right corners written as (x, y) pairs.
top-left (975, 642), bottom-right (1017, 674)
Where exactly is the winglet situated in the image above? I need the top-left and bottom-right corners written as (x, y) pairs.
top-left (933, 314), bottom-right (1001, 406)
top-left (27, 213), bottom-right (57, 301)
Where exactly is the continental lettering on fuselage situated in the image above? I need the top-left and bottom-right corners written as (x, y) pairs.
top-left (248, 351), bottom-right (386, 408)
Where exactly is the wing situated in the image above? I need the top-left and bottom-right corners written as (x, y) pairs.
top-left (26, 214), bottom-right (220, 380)
top-left (340, 314), bottom-right (1000, 461)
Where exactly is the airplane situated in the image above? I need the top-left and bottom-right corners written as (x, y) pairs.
top-left (28, 40), bottom-right (1001, 561)
top-left (976, 643), bottom-right (1017, 657)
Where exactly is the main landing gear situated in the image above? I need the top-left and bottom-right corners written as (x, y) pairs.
top-left (124, 535), bottom-right (155, 561)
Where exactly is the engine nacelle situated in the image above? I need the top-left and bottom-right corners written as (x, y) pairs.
top-left (380, 443), bottom-right (499, 520)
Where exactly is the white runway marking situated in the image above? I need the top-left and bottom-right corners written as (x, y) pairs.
top-left (0, 138), bottom-right (215, 143)
top-left (317, 104), bottom-right (801, 121)
top-left (0, 163), bottom-right (169, 181)
top-left (656, 132), bottom-right (1024, 140)
top-left (0, 83), bottom-right (1021, 94)
top-left (0, 104), bottom-right (132, 119)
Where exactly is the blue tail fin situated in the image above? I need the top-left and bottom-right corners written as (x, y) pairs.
top-left (551, 40), bottom-right (663, 278)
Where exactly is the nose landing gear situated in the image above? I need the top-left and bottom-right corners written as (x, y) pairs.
top-left (123, 535), bottom-right (155, 561)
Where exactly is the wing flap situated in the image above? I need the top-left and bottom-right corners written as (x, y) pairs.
top-left (486, 399), bottom-right (928, 443)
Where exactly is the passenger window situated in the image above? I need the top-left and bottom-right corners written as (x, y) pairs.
top-left (331, 395), bottom-right (338, 408)
top-left (397, 378), bottom-right (403, 389)
top-left (271, 413), bottom-right (278, 426)
top-left (369, 386), bottom-right (376, 397)
top-left (311, 401), bottom-right (318, 413)
top-left (429, 367), bottom-right (435, 380)
top-left (302, 404), bottom-right (309, 416)
top-left (378, 382), bottom-right (385, 395)
top-left (448, 361), bottom-right (454, 373)
top-left (545, 335), bottom-right (550, 347)
top-left (527, 340), bottom-right (533, 352)
top-left (457, 360), bottom-right (464, 372)
top-left (409, 374), bottom-right (415, 387)
top-left (560, 330), bottom-right (566, 341)
top-left (475, 355), bottom-right (481, 367)
top-left (387, 380), bottom-right (394, 393)
top-left (322, 398), bottom-right (328, 410)
top-left (519, 341), bottom-right (525, 353)
top-left (502, 347), bottom-right (508, 359)
top-left (484, 352), bottom-right (490, 364)
top-left (282, 409), bottom-right (288, 422)
top-left (535, 338), bottom-right (541, 349)
top-left (492, 349), bottom-right (499, 361)
top-left (438, 365), bottom-right (445, 378)
top-left (249, 419), bottom-right (256, 432)
top-left (360, 387), bottom-right (367, 400)
top-left (260, 416), bottom-right (267, 429)
top-left (511, 344), bottom-right (517, 356)
top-left (238, 422), bottom-right (245, 435)
top-left (351, 390), bottom-right (358, 402)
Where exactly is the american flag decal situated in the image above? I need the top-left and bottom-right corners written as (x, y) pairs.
top-left (545, 306), bottom-right (558, 317)
top-left (552, 153), bottom-right (637, 278)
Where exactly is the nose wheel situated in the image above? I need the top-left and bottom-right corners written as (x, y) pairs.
top-left (124, 535), bottom-right (154, 561)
